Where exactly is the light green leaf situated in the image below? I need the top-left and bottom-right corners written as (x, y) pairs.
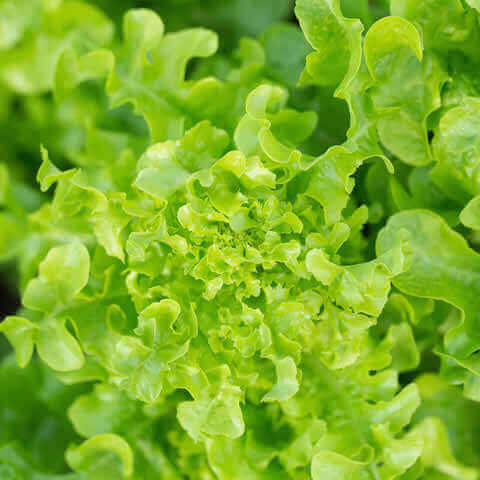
top-left (432, 98), bottom-right (480, 202)
top-left (69, 384), bottom-right (140, 438)
top-left (364, 16), bottom-right (423, 79)
top-left (411, 417), bottom-right (478, 480)
top-left (466, 0), bottom-right (480, 11)
top-left (461, 195), bottom-right (480, 229)
top-left (0, 0), bottom-right (113, 94)
top-left (295, 0), bottom-right (364, 98)
top-left (178, 381), bottom-right (245, 441)
top-left (311, 451), bottom-right (368, 480)
top-left (390, 0), bottom-right (474, 54)
top-left (262, 356), bottom-right (299, 402)
top-left (23, 242), bottom-right (90, 311)
top-left (0, 316), bottom-right (36, 367)
top-left (36, 321), bottom-right (85, 371)
top-left (377, 210), bottom-right (480, 355)
top-left (306, 248), bottom-right (343, 285)
top-left (66, 434), bottom-right (134, 478)
top-left (377, 210), bottom-right (480, 398)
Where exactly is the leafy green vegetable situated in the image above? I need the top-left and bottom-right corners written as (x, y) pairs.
top-left (2, 0), bottom-right (480, 478)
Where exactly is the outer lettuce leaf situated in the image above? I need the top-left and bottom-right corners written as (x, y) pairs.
top-left (55, 8), bottom-right (272, 144)
top-left (413, 374), bottom-right (480, 471)
top-left (0, 0), bottom-right (113, 95)
top-left (295, 0), bottom-right (364, 98)
top-left (390, 0), bottom-right (480, 59)
top-left (377, 210), bottom-right (480, 400)
top-left (365, 17), bottom-right (448, 167)
top-left (1, 241), bottom-right (89, 372)
top-left (431, 99), bottom-right (480, 203)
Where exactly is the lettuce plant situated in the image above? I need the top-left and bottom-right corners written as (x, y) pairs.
top-left (1, 0), bottom-right (480, 479)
